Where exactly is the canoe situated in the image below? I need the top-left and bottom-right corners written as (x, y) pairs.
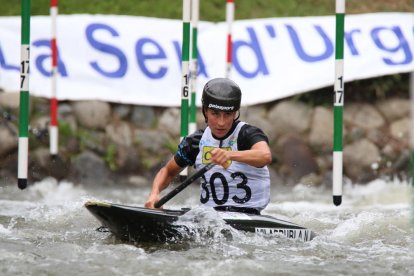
top-left (85, 200), bottom-right (316, 242)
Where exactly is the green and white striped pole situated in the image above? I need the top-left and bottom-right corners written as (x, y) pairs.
top-left (333, 0), bottom-right (345, 206)
top-left (18, 0), bottom-right (31, 189)
top-left (179, 0), bottom-right (191, 178)
top-left (189, 0), bottom-right (199, 135)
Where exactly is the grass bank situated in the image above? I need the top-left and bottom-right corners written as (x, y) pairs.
top-left (0, 0), bottom-right (412, 19)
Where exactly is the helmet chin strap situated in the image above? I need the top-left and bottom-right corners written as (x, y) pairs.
top-left (203, 106), bottom-right (208, 123)
top-left (234, 110), bottom-right (240, 121)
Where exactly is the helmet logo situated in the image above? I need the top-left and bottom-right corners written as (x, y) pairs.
top-left (208, 103), bottom-right (234, 111)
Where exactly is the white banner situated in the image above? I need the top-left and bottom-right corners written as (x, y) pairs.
top-left (0, 13), bottom-right (413, 106)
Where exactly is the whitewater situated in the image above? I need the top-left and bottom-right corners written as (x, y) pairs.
top-left (0, 177), bottom-right (413, 275)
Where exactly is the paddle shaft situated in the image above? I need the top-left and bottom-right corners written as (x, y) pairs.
top-left (154, 163), bottom-right (215, 208)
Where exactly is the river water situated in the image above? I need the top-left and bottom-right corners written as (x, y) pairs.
top-left (0, 177), bottom-right (413, 275)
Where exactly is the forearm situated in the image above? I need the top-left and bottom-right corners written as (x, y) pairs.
top-left (149, 167), bottom-right (173, 196)
top-left (145, 158), bottom-right (183, 208)
top-left (211, 141), bottom-right (272, 168)
top-left (229, 148), bottom-right (272, 167)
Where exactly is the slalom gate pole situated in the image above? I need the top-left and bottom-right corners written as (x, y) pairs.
top-left (18, 0), bottom-right (31, 190)
top-left (179, 0), bottom-right (191, 178)
top-left (225, 0), bottom-right (234, 78)
top-left (410, 72), bottom-right (414, 229)
top-left (411, 72), bottom-right (414, 186)
top-left (189, 0), bottom-right (199, 136)
top-left (50, 0), bottom-right (59, 158)
top-left (333, 0), bottom-right (345, 206)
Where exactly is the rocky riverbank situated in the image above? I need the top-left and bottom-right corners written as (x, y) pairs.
top-left (0, 90), bottom-right (411, 188)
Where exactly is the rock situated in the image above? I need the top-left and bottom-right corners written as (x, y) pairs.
top-left (113, 104), bottom-right (131, 120)
top-left (299, 172), bottom-right (322, 187)
top-left (65, 136), bottom-right (80, 153)
top-left (114, 145), bottom-right (140, 173)
top-left (32, 148), bottom-right (69, 180)
top-left (72, 150), bottom-right (112, 185)
top-left (267, 101), bottom-right (312, 138)
top-left (33, 148), bottom-right (50, 169)
top-left (134, 129), bottom-right (172, 154)
top-left (0, 121), bottom-right (18, 157)
top-left (58, 103), bottom-right (73, 118)
top-left (31, 97), bottom-right (50, 115)
top-left (308, 106), bottom-right (333, 151)
top-left (0, 91), bottom-right (26, 110)
top-left (344, 103), bottom-right (385, 129)
top-left (57, 104), bottom-right (78, 131)
top-left (81, 130), bottom-right (107, 155)
top-left (0, 152), bottom-right (18, 183)
top-left (315, 154), bottom-right (333, 173)
top-left (275, 134), bottom-right (319, 183)
top-left (389, 118), bottom-right (410, 141)
top-left (30, 116), bottom-right (50, 143)
top-left (158, 108), bottom-right (181, 137)
top-left (196, 108), bottom-right (206, 128)
top-left (381, 143), bottom-right (399, 160)
top-left (343, 138), bottom-right (380, 182)
top-left (32, 116), bottom-right (50, 130)
top-left (391, 150), bottom-right (411, 172)
top-left (72, 101), bottom-right (111, 130)
top-left (241, 105), bottom-right (275, 142)
top-left (131, 105), bottom-right (155, 128)
top-left (105, 121), bottom-right (132, 146)
top-left (365, 127), bottom-right (389, 147)
top-left (376, 98), bottom-right (410, 122)
top-left (240, 105), bottom-right (267, 119)
top-left (0, 89), bottom-right (412, 186)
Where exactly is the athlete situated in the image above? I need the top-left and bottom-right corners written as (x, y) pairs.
top-left (145, 78), bottom-right (272, 214)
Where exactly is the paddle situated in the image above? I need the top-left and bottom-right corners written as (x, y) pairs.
top-left (154, 163), bottom-right (215, 208)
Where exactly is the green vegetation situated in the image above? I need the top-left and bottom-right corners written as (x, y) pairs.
top-left (164, 138), bottom-right (180, 155)
top-left (104, 144), bottom-right (118, 171)
top-left (58, 121), bottom-right (73, 144)
top-left (0, 0), bottom-right (412, 19)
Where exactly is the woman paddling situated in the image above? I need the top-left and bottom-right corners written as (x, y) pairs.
top-left (145, 78), bottom-right (272, 214)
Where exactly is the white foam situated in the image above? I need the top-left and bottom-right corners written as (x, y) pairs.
top-left (345, 179), bottom-right (412, 207)
top-left (0, 224), bottom-right (12, 235)
top-left (29, 177), bottom-right (87, 203)
top-left (331, 211), bottom-right (383, 239)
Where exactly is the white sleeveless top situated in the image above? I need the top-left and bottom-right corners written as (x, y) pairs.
top-left (195, 122), bottom-right (270, 210)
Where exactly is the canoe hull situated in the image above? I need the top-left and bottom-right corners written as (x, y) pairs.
top-left (85, 200), bottom-right (316, 242)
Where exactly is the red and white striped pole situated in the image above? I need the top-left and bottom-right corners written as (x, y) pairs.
top-left (225, 0), bottom-right (234, 78)
top-left (50, 0), bottom-right (58, 158)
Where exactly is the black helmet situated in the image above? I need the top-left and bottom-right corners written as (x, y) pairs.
top-left (202, 78), bottom-right (241, 112)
